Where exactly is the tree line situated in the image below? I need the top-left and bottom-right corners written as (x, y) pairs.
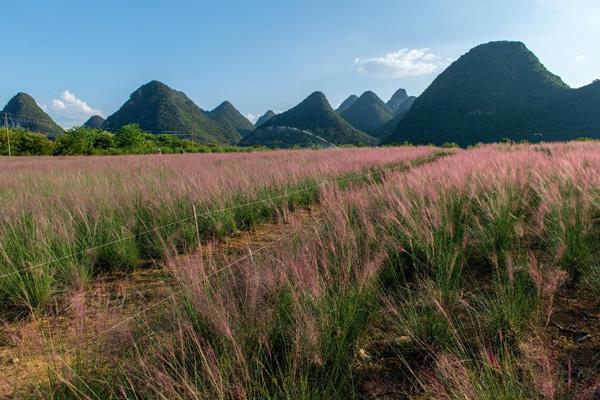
top-left (0, 124), bottom-right (259, 156)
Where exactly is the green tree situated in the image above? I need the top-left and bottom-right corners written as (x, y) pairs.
top-left (115, 124), bottom-right (144, 149)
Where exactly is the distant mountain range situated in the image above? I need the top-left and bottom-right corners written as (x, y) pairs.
top-left (0, 93), bottom-right (64, 138)
top-left (333, 88), bottom-right (416, 139)
top-left (385, 41), bottom-right (600, 146)
top-left (255, 110), bottom-right (276, 127)
top-left (241, 92), bottom-right (377, 148)
top-left (3, 40), bottom-right (600, 148)
top-left (102, 81), bottom-right (242, 144)
top-left (209, 101), bottom-right (255, 137)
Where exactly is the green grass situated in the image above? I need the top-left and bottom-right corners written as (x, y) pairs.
top-left (0, 153), bottom-right (449, 317)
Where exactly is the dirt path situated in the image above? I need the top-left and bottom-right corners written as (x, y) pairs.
top-left (0, 208), bottom-right (319, 399)
top-left (0, 153), bottom-right (454, 398)
top-left (546, 290), bottom-right (600, 391)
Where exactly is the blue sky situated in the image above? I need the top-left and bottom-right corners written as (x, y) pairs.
top-left (2, 0), bottom-right (599, 127)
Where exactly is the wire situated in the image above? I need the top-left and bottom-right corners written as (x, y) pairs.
top-left (0, 185), bottom-right (321, 280)
top-left (100, 240), bottom-right (277, 335)
top-left (0, 154), bottom-right (427, 281)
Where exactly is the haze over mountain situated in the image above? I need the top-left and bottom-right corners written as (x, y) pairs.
top-left (103, 81), bottom-right (241, 144)
top-left (254, 110), bottom-right (276, 128)
top-left (385, 41), bottom-right (600, 146)
top-left (340, 91), bottom-right (394, 136)
top-left (209, 101), bottom-right (255, 137)
top-left (336, 95), bottom-right (358, 114)
top-left (386, 89), bottom-right (409, 114)
top-left (241, 91), bottom-right (377, 148)
top-left (1, 93), bottom-right (64, 138)
top-left (83, 115), bottom-right (105, 129)
top-left (391, 96), bottom-right (416, 116)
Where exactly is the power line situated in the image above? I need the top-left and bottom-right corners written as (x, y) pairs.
top-left (0, 185), bottom-right (320, 280)
top-left (100, 239), bottom-right (279, 335)
top-left (0, 156), bottom-right (427, 281)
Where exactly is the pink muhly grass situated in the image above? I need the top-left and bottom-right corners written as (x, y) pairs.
top-left (528, 254), bottom-right (568, 325)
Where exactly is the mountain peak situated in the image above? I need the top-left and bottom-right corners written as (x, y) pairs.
top-left (209, 101), bottom-right (254, 136)
top-left (255, 110), bottom-right (276, 127)
top-left (144, 80), bottom-right (170, 89)
top-left (387, 89), bottom-right (409, 113)
top-left (336, 95), bottom-right (358, 114)
top-left (2, 92), bottom-right (63, 137)
top-left (385, 40), bottom-right (596, 146)
top-left (214, 101), bottom-right (235, 110)
top-left (83, 115), bottom-right (106, 129)
top-left (303, 91), bottom-right (328, 105)
top-left (244, 91), bottom-right (377, 147)
top-left (340, 91), bottom-right (393, 136)
top-left (103, 82), bottom-right (241, 143)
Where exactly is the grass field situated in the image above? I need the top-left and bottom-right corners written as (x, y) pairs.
top-left (2, 143), bottom-right (600, 399)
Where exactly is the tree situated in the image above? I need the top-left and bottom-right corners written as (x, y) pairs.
top-left (115, 124), bottom-right (144, 149)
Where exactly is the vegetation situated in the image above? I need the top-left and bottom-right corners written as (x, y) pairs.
top-left (0, 129), bottom-right (55, 155)
top-left (102, 80), bottom-right (242, 144)
top-left (386, 41), bottom-right (600, 146)
top-left (245, 91), bottom-right (378, 147)
top-left (0, 146), bottom-right (438, 318)
top-left (0, 125), bottom-right (256, 156)
top-left (4, 142), bottom-right (598, 399)
top-left (1, 93), bottom-right (64, 138)
top-left (254, 110), bottom-right (277, 128)
top-left (209, 101), bottom-right (255, 137)
top-left (336, 94), bottom-right (359, 114)
top-left (340, 91), bottom-right (394, 136)
top-left (83, 115), bottom-right (106, 129)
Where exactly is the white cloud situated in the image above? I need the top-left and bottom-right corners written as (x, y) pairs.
top-left (574, 54), bottom-right (589, 64)
top-left (354, 48), bottom-right (451, 78)
top-left (245, 113), bottom-right (258, 123)
top-left (47, 90), bottom-right (102, 128)
top-left (52, 99), bottom-right (66, 110)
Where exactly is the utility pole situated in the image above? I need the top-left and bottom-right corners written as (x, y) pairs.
top-left (4, 113), bottom-right (11, 157)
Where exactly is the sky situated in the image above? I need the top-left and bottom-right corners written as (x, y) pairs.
top-left (1, 0), bottom-right (599, 128)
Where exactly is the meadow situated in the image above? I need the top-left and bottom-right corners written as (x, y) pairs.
top-left (0, 146), bottom-right (439, 315)
top-left (2, 143), bottom-right (600, 399)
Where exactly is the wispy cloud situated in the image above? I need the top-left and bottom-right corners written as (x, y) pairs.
top-left (354, 48), bottom-right (451, 78)
top-left (47, 90), bottom-right (102, 128)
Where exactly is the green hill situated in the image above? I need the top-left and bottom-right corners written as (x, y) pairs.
top-left (83, 115), bottom-right (105, 129)
top-left (240, 126), bottom-right (332, 148)
top-left (103, 81), bottom-right (241, 144)
top-left (386, 89), bottom-right (408, 114)
top-left (375, 96), bottom-right (416, 138)
top-left (336, 95), bottom-right (358, 114)
top-left (340, 91), bottom-right (393, 136)
top-left (247, 91), bottom-right (377, 147)
top-left (1, 93), bottom-right (64, 138)
top-left (375, 110), bottom-right (410, 138)
top-left (255, 110), bottom-right (276, 127)
top-left (209, 101), bottom-right (255, 137)
top-left (385, 41), bottom-right (600, 146)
